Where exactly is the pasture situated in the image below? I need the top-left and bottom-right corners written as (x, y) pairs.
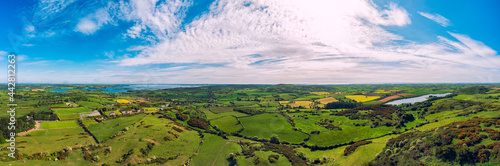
top-left (239, 113), bottom-right (308, 144)
top-left (41, 121), bottom-right (79, 129)
top-left (8, 127), bottom-right (96, 155)
top-left (87, 114), bottom-right (146, 142)
top-left (210, 116), bottom-right (243, 133)
top-left (190, 134), bottom-right (242, 166)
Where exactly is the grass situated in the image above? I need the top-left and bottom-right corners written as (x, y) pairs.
top-left (191, 134), bottom-right (242, 166)
top-left (41, 121), bottom-right (79, 129)
top-left (201, 108), bottom-right (249, 120)
top-left (53, 107), bottom-right (92, 114)
top-left (239, 113), bottom-right (308, 144)
top-left (307, 125), bottom-right (393, 147)
top-left (210, 116), bottom-right (243, 133)
top-left (76, 101), bottom-right (104, 109)
top-left (5, 127), bottom-right (96, 155)
top-left (345, 95), bottom-right (380, 102)
top-left (87, 114), bottom-right (146, 142)
top-left (80, 119), bottom-right (98, 127)
top-left (91, 114), bottom-right (201, 165)
top-left (233, 101), bottom-right (259, 106)
top-left (235, 150), bottom-right (292, 166)
top-left (310, 92), bottom-right (331, 95)
top-left (296, 134), bottom-right (399, 166)
top-left (210, 106), bottom-right (234, 113)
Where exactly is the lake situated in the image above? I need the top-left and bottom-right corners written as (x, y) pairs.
top-left (386, 92), bottom-right (452, 105)
top-left (48, 84), bottom-right (200, 93)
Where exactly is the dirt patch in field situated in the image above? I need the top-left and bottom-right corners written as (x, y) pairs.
top-left (492, 87), bottom-right (500, 90)
top-left (397, 93), bottom-right (414, 96)
top-left (142, 139), bottom-right (159, 145)
top-left (378, 95), bottom-right (401, 102)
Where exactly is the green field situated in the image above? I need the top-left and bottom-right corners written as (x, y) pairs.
top-left (239, 113), bottom-right (308, 144)
top-left (307, 125), bottom-right (393, 146)
top-left (191, 134), bottom-right (242, 166)
top-left (41, 121), bottom-right (80, 129)
top-left (87, 114), bottom-right (146, 142)
top-left (4, 127), bottom-right (96, 155)
top-left (53, 107), bottom-right (92, 114)
top-left (210, 115), bottom-right (243, 133)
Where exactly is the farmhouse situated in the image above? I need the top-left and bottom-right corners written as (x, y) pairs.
top-left (108, 112), bottom-right (117, 116)
top-left (65, 103), bottom-right (72, 106)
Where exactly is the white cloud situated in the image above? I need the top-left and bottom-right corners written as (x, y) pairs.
top-left (418, 12), bottom-right (451, 27)
top-left (75, 7), bottom-right (113, 35)
top-left (0, 51), bottom-right (7, 56)
top-left (25, 25), bottom-right (35, 33)
top-left (111, 0), bottom-right (500, 83)
top-left (119, 0), bottom-right (192, 40)
top-left (17, 55), bottom-right (28, 61)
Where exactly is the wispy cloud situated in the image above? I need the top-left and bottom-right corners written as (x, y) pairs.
top-left (75, 5), bottom-right (114, 35)
top-left (418, 12), bottom-right (451, 27)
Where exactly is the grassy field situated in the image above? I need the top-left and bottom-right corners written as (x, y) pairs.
top-left (345, 95), bottom-right (380, 102)
top-left (87, 114), bottom-right (146, 142)
top-left (310, 92), bottom-right (331, 95)
top-left (239, 113), bottom-right (308, 144)
top-left (90, 114), bottom-right (202, 165)
top-left (210, 106), bottom-right (234, 113)
top-left (53, 107), bottom-right (93, 120)
top-left (201, 108), bottom-right (249, 120)
top-left (80, 119), bottom-right (98, 127)
top-left (191, 134), bottom-right (242, 166)
top-left (210, 116), bottom-right (243, 133)
top-left (307, 125), bottom-right (393, 146)
top-left (41, 121), bottom-right (79, 129)
top-left (53, 107), bottom-right (92, 114)
top-left (296, 134), bottom-right (398, 165)
top-left (5, 127), bottom-right (96, 155)
top-left (235, 150), bottom-right (292, 166)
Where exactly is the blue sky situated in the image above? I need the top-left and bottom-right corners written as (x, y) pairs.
top-left (1, 0), bottom-right (499, 84)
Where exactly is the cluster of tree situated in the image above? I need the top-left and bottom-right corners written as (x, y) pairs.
top-left (261, 142), bottom-right (307, 166)
top-left (233, 107), bottom-right (264, 115)
top-left (344, 140), bottom-right (372, 156)
top-left (457, 86), bottom-right (490, 95)
top-left (187, 118), bottom-right (209, 130)
top-left (175, 113), bottom-right (188, 121)
top-left (140, 142), bottom-right (155, 157)
top-left (26, 111), bottom-right (58, 120)
top-left (323, 101), bottom-right (361, 109)
top-left (369, 117), bottom-right (500, 166)
top-left (0, 116), bottom-right (35, 139)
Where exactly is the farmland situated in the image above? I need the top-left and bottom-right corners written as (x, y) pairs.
top-left (345, 95), bottom-right (380, 102)
top-left (1, 84), bottom-right (500, 166)
top-left (41, 121), bottom-right (80, 129)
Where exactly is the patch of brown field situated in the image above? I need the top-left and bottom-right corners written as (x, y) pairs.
top-left (378, 95), bottom-right (401, 102)
top-left (171, 125), bottom-right (185, 131)
top-left (31, 89), bottom-right (45, 91)
top-left (142, 139), bottom-right (159, 145)
top-left (316, 97), bottom-right (339, 104)
top-left (492, 87), bottom-right (500, 90)
top-left (136, 99), bottom-right (149, 102)
top-left (397, 93), bottom-right (414, 97)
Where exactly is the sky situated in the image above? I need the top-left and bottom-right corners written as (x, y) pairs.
top-left (0, 0), bottom-right (499, 84)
